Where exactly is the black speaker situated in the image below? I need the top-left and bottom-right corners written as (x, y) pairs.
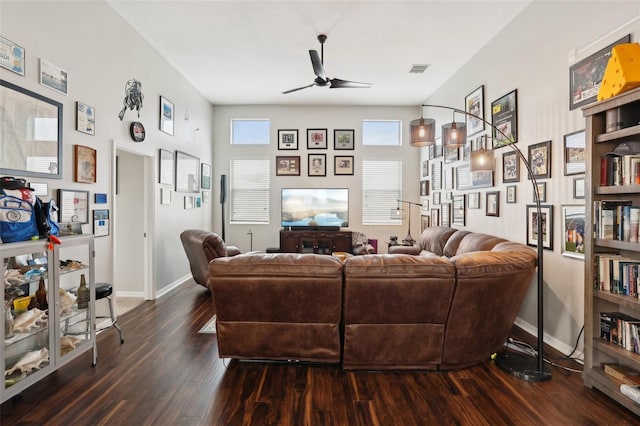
top-left (220, 174), bottom-right (227, 204)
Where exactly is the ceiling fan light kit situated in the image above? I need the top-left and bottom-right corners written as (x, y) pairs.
top-left (283, 34), bottom-right (372, 94)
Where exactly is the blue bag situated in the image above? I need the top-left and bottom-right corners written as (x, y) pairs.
top-left (0, 194), bottom-right (39, 243)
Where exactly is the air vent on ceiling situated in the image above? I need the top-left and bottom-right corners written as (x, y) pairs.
top-left (409, 64), bottom-right (430, 74)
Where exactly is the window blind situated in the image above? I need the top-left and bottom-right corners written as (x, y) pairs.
top-left (362, 159), bottom-right (402, 224)
top-left (230, 159), bottom-right (270, 223)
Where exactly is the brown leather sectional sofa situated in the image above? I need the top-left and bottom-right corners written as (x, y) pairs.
top-left (208, 226), bottom-right (537, 370)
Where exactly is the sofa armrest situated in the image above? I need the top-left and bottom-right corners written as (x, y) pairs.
top-left (388, 245), bottom-right (421, 255)
top-left (226, 246), bottom-right (241, 257)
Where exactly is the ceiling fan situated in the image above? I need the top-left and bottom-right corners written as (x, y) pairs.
top-left (282, 34), bottom-right (372, 94)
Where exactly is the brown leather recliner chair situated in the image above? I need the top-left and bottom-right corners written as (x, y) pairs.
top-left (179, 229), bottom-right (241, 288)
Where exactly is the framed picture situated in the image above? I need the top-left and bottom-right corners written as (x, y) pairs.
top-left (433, 191), bottom-right (441, 205)
top-left (31, 183), bottom-right (48, 197)
top-left (444, 145), bottom-right (459, 164)
top-left (456, 164), bottom-right (473, 190)
top-left (420, 180), bottom-right (429, 196)
top-left (334, 129), bottom-right (354, 150)
top-left (307, 128), bottom-right (327, 149)
top-left (573, 177), bottom-right (586, 199)
top-left (431, 161), bottom-right (442, 191)
top-left (1, 81), bottom-right (63, 179)
top-left (527, 204), bottom-right (554, 250)
top-left (441, 203), bottom-right (451, 227)
top-left (308, 153), bottom-right (326, 176)
top-left (75, 101), bottom-right (95, 136)
top-left (468, 192), bottom-right (480, 209)
top-left (434, 138), bottom-right (443, 158)
top-left (474, 135), bottom-right (488, 151)
top-left (74, 145), bottom-right (96, 183)
top-left (276, 156), bottom-right (300, 176)
top-left (444, 167), bottom-right (454, 190)
top-left (534, 182), bottom-right (547, 203)
top-left (486, 191), bottom-right (500, 217)
top-left (462, 142), bottom-right (471, 162)
top-left (160, 187), bottom-right (171, 205)
top-left (491, 89), bottom-right (517, 148)
top-left (175, 150), bottom-right (200, 192)
top-left (465, 85), bottom-right (485, 136)
top-left (564, 130), bottom-right (586, 176)
top-left (58, 189), bottom-right (89, 224)
top-left (202, 191), bottom-right (210, 203)
top-left (430, 208), bottom-right (440, 227)
top-left (506, 185), bottom-right (517, 204)
top-left (422, 160), bottom-right (429, 178)
top-left (502, 151), bottom-right (520, 183)
top-left (421, 215), bottom-right (431, 232)
top-left (472, 170), bottom-right (493, 188)
top-left (95, 193), bottom-right (107, 204)
top-left (39, 58), bottom-right (68, 95)
top-left (278, 129), bottom-right (299, 150)
top-left (452, 195), bottom-right (466, 226)
top-left (420, 196), bottom-right (430, 213)
top-left (159, 149), bottom-right (174, 185)
top-left (528, 140), bottom-right (552, 179)
top-left (445, 191), bottom-right (452, 201)
top-left (334, 155), bottom-right (354, 175)
top-left (159, 96), bottom-right (174, 135)
top-left (561, 205), bottom-right (586, 259)
top-left (93, 209), bottom-right (110, 237)
top-left (201, 163), bottom-right (211, 189)
top-left (569, 34), bottom-right (631, 110)
top-left (184, 195), bottom-right (194, 210)
top-left (0, 36), bottom-right (25, 76)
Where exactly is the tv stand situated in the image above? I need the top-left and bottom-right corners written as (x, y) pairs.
top-left (280, 230), bottom-right (352, 254)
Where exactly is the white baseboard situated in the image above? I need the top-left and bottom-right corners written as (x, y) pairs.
top-left (514, 317), bottom-right (584, 361)
top-left (115, 290), bottom-right (145, 298)
top-left (115, 274), bottom-right (191, 300)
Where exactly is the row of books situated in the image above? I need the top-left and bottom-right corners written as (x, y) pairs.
top-left (601, 155), bottom-right (640, 186)
top-left (601, 312), bottom-right (640, 354)
top-left (594, 253), bottom-right (640, 296)
top-left (593, 200), bottom-right (640, 242)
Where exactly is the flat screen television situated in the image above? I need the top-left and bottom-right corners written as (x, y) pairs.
top-left (281, 188), bottom-right (349, 230)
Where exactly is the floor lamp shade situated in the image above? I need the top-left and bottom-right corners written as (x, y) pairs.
top-left (410, 118), bottom-right (436, 147)
top-left (442, 121), bottom-right (467, 147)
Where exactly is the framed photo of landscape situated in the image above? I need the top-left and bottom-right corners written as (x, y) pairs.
top-left (491, 89), bottom-right (517, 148)
top-left (465, 85), bottom-right (485, 136)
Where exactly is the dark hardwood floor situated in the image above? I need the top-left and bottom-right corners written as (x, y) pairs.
top-left (2, 282), bottom-right (639, 425)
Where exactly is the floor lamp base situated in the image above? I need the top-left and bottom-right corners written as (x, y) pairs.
top-left (494, 350), bottom-right (551, 382)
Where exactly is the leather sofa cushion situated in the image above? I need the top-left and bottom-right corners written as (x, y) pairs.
top-left (452, 232), bottom-right (507, 255)
top-left (418, 226), bottom-right (458, 255)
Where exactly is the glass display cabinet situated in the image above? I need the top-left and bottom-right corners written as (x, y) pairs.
top-left (1, 234), bottom-right (96, 402)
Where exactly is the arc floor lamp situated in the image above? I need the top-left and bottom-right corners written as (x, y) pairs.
top-left (411, 104), bottom-right (550, 381)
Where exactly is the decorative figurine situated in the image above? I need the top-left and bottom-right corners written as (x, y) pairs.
top-left (5, 348), bottom-right (49, 377)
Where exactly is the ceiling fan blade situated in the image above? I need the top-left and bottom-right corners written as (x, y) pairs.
top-left (282, 83), bottom-right (315, 94)
top-left (329, 78), bottom-right (371, 89)
top-left (309, 50), bottom-right (326, 81)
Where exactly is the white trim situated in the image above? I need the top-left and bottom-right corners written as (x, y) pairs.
top-left (514, 317), bottom-right (584, 361)
top-left (114, 290), bottom-right (145, 298)
top-left (155, 275), bottom-right (191, 298)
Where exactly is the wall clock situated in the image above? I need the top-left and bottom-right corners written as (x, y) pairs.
top-left (129, 121), bottom-right (145, 142)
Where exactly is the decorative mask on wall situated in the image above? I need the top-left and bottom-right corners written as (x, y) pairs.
top-left (118, 78), bottom-right (144, 121)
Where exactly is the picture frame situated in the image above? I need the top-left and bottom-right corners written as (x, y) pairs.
top-left (430, 208), bottom-right (440, 227)
top-left (444, 145), bottom-right (459, 164)
top-left (76, 101), bottom-right (95, 136)
top-left (159, 149), bottom-right (174, 185)
top-left (422, 160), bottom-right (429, 178)
top-left (30, 183), bottom-right (48, 197)
top-left (0, 36), bottom-right (25, 76)
top-left (461, 142), bottom-right (471, 162)
top-left (420, 180), bottom-right (429, 196)
top-left (472, 170), bottom-right (493, 188)
top-left (534, 182), bottom-right (547, 203)
top-left (93, 209), bottom-right (109, 237)
top-left (278, 129), bottom-right (299, 150)
top-left (445, 191), bottom-right (452, 201)
top-left (444, 167), bottom-right (454, 190)
top-left (456, 164), bottom-right (473, 190)
top-left (58, 189), bottom-right (89, 224)
top-left (452, 195), bottom-right (466, 226)
top-left (441, 203), bottom-right (451, 227)
top-left (39, 58), bottom-right (68, 95)
top-left (569, 34), bottom-right (631, 110)
top-left (307, 128), bottom-right (327, 149)
top-left (0, 80), bottom-right (63, 179)
top-left (421, 215), bottom-right (431, 232)
top-left (175, 150), bottom-right (200, 192)
top-left (420, 196), bottom-right (430, 213)
top-left (74, 145), bottom-right (96, 183)
top-left (573, 177), bottom-right (585, 199)
top-left (502, 151), bottom-right (520, 183)
top-left (334, 129), bottom-right (354, 150)
top-left (334, 155), bottom-right (354, 175)
top-left (563, 130), bottom-right (586, 176)
top-left (159, 95), bottom-right (175, 135)
top-left (526, 204), bottom-right (554, 250)
top-left (491, 89), bottom-right (517, 148)
top-left (201, 163), bottom-right (211, 189)
top-left (94, 193), bottom-right (107, 204)
top-left (506, 185), bottom-right (517, 204)
top-left (561, 205), bottom-right (586, 259)
top-left (434, 137), bottom-right (443, 158)
top-left (160, 187), bottom-right (171, 205)
top-left (486, 191), bottom-right (500, 217)
top-left (184, 195), bottom-right (194, 210)
top-left (528, 140), bottom-right (552, 179)
top-left (202, 191), bottom-right (209, 203)
top-left (433, 191), bottom-right (441, 205)
top-left (465, 85), bottom-right (485, 136)
top-left (431, 161), bottom-right (442, 191)
top-left (308, 153), bottom-right (326, 176)
top-left (468, 192), bottom-right (480, 209)
top-left (276, 156), bottom-right (300, 176)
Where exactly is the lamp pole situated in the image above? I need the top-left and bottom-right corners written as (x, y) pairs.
top-left (420, 104), bottom-right (550, 381)
top-left (397, 199), bottom-right (423, 245)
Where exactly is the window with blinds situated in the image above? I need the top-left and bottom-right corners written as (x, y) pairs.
top-left (230, 159), bottom-right (270, 223)
top-left (362, 159), bottom-right (402, 224)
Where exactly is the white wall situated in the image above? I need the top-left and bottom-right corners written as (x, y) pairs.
top-left (425, 1), bottom-right (640, 354)
top-left (211, 105), bottom-right (420, 252)
top-left (1, 1), bottom-right (215, 293)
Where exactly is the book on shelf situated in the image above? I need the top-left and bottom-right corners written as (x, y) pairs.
top-left (594, 200), bottom-right (634, 241)
top-left (620, 384), bottom-right (640, 405)
top-left (601, 312), bottom-right (640, 354)
top-left (603, 363), bottom-right (640, 384)
top-left (600, 154), bottom-right (640, 186)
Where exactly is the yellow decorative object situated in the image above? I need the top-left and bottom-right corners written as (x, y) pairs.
top-left (598, 43), bottom-right (640, 101)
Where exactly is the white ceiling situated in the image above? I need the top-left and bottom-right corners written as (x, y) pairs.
top-left (107, 0), bottom-right (531, 106)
